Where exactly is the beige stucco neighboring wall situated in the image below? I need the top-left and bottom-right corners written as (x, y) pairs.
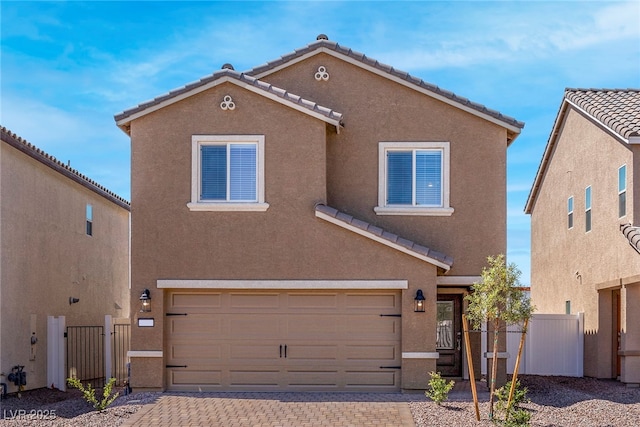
top-left (0, 141), bottom-right (130, 392)
top-left (530, 107), bottom-right (640, 378)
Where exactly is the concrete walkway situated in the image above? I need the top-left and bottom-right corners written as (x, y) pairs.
top-left (120, 383), bottom-right (488, 427)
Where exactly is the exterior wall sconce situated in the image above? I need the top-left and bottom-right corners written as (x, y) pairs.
top-left (139, 289), bottom-right (151, 312)
top-left (69, 297), bottom-right (80, 305)
top-left (414, 289), bottom-right (425, 312)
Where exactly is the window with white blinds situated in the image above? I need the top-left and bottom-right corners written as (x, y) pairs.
top-left (189, 135), bottom-right (268, 212)
top-left (375, 142), bottom-right (452, 216)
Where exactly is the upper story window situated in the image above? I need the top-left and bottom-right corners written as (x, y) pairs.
top-left (86, 204), bottom-right (93, 236)
top-left (585, 185), bottom-right (592, 232)
top-left (567, 196), bottom-right (574, 229)
top-left (188, 135), bottom-right (268, 212)
top-left (375, 142), bottom-right (453, 216)
top-left (618, 165), bottom-right (626, 218)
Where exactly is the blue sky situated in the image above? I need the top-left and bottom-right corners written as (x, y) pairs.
top-left (2, 1), bottom-right (639, 285)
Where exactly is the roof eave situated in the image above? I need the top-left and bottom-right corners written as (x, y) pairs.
top-left (114, 74), bottom-right (343, 133)
top-left (250, 46), bottom-right (524, 136)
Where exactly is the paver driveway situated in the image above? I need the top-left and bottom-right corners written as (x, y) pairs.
top-left (120, 392), bottom-right (418, 427)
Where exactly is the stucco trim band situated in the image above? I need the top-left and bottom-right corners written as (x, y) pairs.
top-left (402, 352), bottom-right (440, 359)
top-left (436, 276), bottom-right (481, 286)
top-left (157, 280), bottom-right (409, 289)
top-left (127, 351), bottom-right (163, 358)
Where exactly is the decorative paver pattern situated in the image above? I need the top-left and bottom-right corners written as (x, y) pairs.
top-left (121, 392), bottom-right (419, 427)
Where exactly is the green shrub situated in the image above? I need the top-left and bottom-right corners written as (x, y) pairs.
top-left (425, 371), bottom-right (455, 405)
top-left (67, 377), bottom-right (119, 411)
top-left (493, 379), bottom-right (531, 426)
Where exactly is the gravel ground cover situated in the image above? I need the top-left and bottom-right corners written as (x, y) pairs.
top-left (0, 375), bottom-right (638, 426)
top-left (411, 375), bottom-right (640, 427)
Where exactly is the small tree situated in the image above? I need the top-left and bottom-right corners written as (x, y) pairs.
top-left (465, 254), bottom-right (534, 420)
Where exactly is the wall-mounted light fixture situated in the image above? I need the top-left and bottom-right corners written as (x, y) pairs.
top-left (414, 289), bottom-right (425, 312)
top-left (139, 289), bottom-right (151, 312)
top-left (69, 297), bottom-right (80, 305)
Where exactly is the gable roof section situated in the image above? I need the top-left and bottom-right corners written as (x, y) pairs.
top-left (525, 89), bottom-right (640, 214)
top-left (620, 223), bottom-right (640, 255)
top-left (1, 126), bottom-right (130, 210)
top-left (115, 69), bottom-right (343, 134)
top-left (315, 203), bottom-right (453, 271)
top-left (246, 37), bottom-right (524, 144)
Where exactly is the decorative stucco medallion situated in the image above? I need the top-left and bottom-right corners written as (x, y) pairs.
top-left (220, 95), bottom-right (235, 110)
top-left (314, 66), bottom-right (329, 81)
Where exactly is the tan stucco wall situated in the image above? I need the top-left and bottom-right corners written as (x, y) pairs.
top-left (262, 53), bottom-right (508, 274)
top-left (530, 107), bottom-right (640, 379)
top-left (0, 142), bottom-right (130, 392)
top-left (128, 57), bottom-right (509, 390)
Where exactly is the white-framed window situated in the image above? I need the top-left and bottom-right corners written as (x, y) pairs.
top-left (618, 165), bottom-right (626, 218)
top-left (567, 196), bottom-right (574, 229)
top-left (375, 141), bottom-right (453, 216)
top-left (585, 185), bottom-right (592, 232)
top-left (187, 135), bottom-right (268, 212)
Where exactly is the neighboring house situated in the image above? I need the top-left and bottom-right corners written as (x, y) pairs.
top-left (525, 89), bottom-right (640, 384)
top-left (115, 35), bottom-right (523, 392)
top-left (0, 126), bottom-right (130, 393)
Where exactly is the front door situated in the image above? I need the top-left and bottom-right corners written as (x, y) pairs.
top-left (436, 294), bottom-right (462, 377)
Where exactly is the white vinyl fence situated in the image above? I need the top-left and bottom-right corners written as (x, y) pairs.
top-left (505, 313), bottom-right (584, 377)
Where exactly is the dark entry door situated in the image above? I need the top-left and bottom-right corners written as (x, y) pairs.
top-left (436, 294), bottom-right (462, 377)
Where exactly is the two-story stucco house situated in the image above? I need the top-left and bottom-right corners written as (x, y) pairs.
top-left (525, 89), bottom-right (640, 385)
top-left (0, 126), bottom-right (130, 393)
top-left (116, 35), bottom-right (523, 392)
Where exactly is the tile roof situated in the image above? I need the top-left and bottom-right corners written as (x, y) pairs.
top-left (525, 88), bottom-right (640, 214)
top-left (620, 223), bottom-right (640, 255)
top-left (564, 89), bottom-right (640, 139)
top-left (1, 126), bottom-right (130, 210)
top-left (247, 37), bottom-right (524, 140)
top-left (314, 203), bottom-right (453, 270)
top-left (115, 69), bottom-right (343, 133)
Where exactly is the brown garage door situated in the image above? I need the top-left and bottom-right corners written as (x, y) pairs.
top-left (165, 289), bottom-right (401, 391)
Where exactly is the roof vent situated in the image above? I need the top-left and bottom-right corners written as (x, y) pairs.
top-left (221, 63), bottom-right (234, 70)
top-left (316, 34), bottom-right (328, 41)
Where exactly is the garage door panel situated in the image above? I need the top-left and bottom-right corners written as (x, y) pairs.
top-left (345, 316), bottom-right (400, 336)
top-left (287, 370), bottom-right (339, 386)
top-left (345, 344), bottom-right (397, 361)
top-left (345, 293), bottom-right (399, 309)
top-left (169, 343), bottom-right (222, 361)
top-left (170, 293), bottom-right (222, 310)
top-left (228, 315), bottom-right (282, 337)
top-left (168, 316), bottom-right (222, 335)
top-left (286, 344), bottom-right (338, 360)
top-left (286, 316), bottom-right (339, 336)
top-left (287, 293), bottom-right (338, 309)
top-left (230, 343), bottom-right (281, 360)
top-left (229, 369), bottom-right (280, 386)
top-left (170, 369), bottom-right (222, 386)
top-left (229, 293), bottom-right (280, 309)
top-left (166, 289), bottom-right (401, 391)
top-left (345, 370), bottom-right (398, 387)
